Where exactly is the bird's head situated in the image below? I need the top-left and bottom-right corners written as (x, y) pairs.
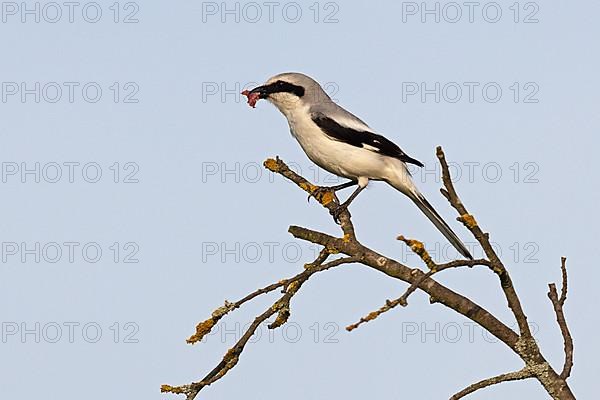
top-left (242, 72), bottom-right (330, 115)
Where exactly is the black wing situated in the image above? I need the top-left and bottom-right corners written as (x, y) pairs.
top-left (311, 113), bottom-right (424, 167)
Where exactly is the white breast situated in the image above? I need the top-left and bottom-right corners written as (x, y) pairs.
top-left (285, 108), bottom-right (392, 182)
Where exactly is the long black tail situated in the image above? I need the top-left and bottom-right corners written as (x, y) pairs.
top-left (409, 192), bottom-right (473, 259)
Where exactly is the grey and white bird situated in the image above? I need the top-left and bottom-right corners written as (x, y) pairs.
top-left (242, 72), bottom-right (472, 259)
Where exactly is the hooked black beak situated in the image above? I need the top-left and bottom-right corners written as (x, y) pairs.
top-left (248, 85), bottom-right (270, 99)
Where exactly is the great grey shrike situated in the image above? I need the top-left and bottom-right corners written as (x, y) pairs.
top-left (242, 72), bottom-right (472, 259)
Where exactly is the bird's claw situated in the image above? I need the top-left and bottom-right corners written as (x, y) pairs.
top-left (330, 204), bottom-right (348, 224)
top-left (306, 185), bottom-right (349, 224)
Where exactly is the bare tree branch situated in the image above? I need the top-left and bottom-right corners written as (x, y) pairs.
top-left (347, 235), bottom-right (491, 331)
top-left (436, 146), bottom-right (533, 341)
top-left (449, 368), bottom-right (535, 400)
top-left (548, 257), bottom-right (573, 380)
top-left (162, 250), bottom-right (358, 398)
top-left (164, 148), bottom-right (576, 400)
top-left (287, 225), bottom-right (521, 348)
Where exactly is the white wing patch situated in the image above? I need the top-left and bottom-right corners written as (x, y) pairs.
top-left (362, 144), bottom-right (380, 152)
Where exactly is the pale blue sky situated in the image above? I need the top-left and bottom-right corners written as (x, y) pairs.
top-left (0, 1), bottom-right (597, 399)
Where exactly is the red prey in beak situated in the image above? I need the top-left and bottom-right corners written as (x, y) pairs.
top-left (241, 90), bottom-right (260, 108)
top-left (241, 85), bottom-right (270, 108)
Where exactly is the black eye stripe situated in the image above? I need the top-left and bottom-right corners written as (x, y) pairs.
top-left (264, 80), bottom-right (305, 97)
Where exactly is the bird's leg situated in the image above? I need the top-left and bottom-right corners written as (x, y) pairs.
top-left (331, 185), bottom-right (366, 224)
top-left (308, 180), bottom-right (358, 203)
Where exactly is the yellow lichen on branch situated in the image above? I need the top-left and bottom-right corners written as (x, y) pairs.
top-left (187, 301), bottom-right (235, 344)
top-left (209, 347), bottom-right (240, 385)
top-left (268, 307), bottom-right (290, 329)
top-left (398, 235), bottom-right (436, 270)
top-left (318, 190), bottom-right (335, 205)
top-left (286, 280), bottom-right (300, 292)
top-left (459, 214), bottom-right (478, 229)
top-left (299, 181), bottom-right (318, 193)
top-left (325, 244), bottom-right (340, 254)
top-left (161, 385), bottom-right (186, 394)
top-left (364, 311), bottom-right (379, 322)
top-left (187, 318), bottom-right (215, 344)
top-left (346, 304), bottom-right (399, 332)
top-left (263, 158), bottom-right (281, 172)
top-left (346, 311), bottom-right (378, 332)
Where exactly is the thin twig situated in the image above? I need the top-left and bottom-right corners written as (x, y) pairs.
top-left (436, 146), bottom-right (533, 340)
top-left (548, 257), bottom-right (573, 379)
top-left (186, 249), bottom-right (331, 344)
top-left (346, 257), bottom-right (490, 331)
top-left (449, 368), bottom-right (535, 399)
top-left (559, 257), bottom-right (568, 306)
